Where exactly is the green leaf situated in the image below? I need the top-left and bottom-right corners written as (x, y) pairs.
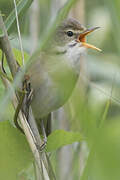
top-left (5, 0), bottom-right (33, 31)
top-left (46, 130), bottom-right (84, 152)
top-left (13, 48), bottom-right (29, 65)
top-left (0, 48), bottom-right (29, 67)
top-left (0, 121), bottom-right (34, 180)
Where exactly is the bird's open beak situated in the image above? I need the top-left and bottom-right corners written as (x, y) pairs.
top-left (77, 27), bottom-right (102, 52)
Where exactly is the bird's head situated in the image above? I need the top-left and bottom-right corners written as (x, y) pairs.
top-left (53, 18), bottom-right (101, 55)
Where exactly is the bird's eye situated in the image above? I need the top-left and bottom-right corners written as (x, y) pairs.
top-left (67, 31), bottom-right (73, 37)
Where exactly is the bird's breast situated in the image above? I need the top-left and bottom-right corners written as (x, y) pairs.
top-left (66, 43), bottom-right (86, 74)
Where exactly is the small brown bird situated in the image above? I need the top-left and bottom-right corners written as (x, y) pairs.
top-left (28, 18), bottom-right (101, 135)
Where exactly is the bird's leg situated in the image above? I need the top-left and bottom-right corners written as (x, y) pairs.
top-left (45, 113), bottom-right (52, 136)
top-left (23, 77), bottom-right (33, 120)
top-left (16, 75), bottom-right (47, 152)
top-left (14, 75), bottom-right (33, 134)
top-left (36, 114), bottom-right (52, 151)
top-left (14, 77), bottom-right (28, 134)
top-left (37, 119), bottom-right (47, 152)
top-left (14, 91), bottom-right (25, 134)
top-left (15, 75), bottom-right (47, 151)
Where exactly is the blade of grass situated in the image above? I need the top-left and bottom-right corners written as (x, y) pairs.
top-left (13, 0), bottom-right (25, 65)
top-left (103, 0), bottom-right (120, 54)
top-left (100, 73), bottom-right (115, 128)
top-left (5, 0), bottom-right (33, 31)
top-left (100, 99), bottom-right (111, 128)
top-left (80, 74), bottom-right (116, 180)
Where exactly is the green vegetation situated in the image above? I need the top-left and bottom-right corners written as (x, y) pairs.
top-left (0, 0), bottom-right (120, 179)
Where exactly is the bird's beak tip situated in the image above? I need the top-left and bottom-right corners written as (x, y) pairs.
top-left (82, 42), bottom-right (102, 52)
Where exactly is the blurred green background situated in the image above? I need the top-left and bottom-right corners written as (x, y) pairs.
top-left (1, 0), bottom-right (120, 180)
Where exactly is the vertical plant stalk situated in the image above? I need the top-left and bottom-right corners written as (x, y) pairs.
top-left (0, 15), bottom-right (18, 77)
top-left (29, 0), bottom-right (39, 54)
top-left (13, 0), bottom-right (25, 65)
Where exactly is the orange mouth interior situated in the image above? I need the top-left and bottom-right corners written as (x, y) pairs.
top-left (78, 27), bottom-right (102, 52)
top-left (79, 35), bottom-right (86, 43)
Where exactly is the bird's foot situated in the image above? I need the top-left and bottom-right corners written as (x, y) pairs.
top-left (36, 138), bottom-right (47, 152)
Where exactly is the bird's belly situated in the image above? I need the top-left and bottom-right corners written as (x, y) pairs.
top-left (30, 69), bottom-right (78, 119)
top-left (29, 55), bottom-right (79, 119)
top-left (31, 85), bottom-right (64, 118)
